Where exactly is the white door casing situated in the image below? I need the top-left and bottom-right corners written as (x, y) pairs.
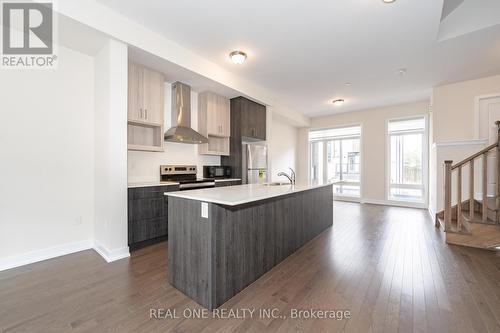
top-left (477, 96), bottom-right (500, 197)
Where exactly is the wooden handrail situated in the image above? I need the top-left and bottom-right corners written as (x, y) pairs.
top-left (441, 121), bottom-right (500, 232)
top-left (451, 143), bottom-right (498, 170)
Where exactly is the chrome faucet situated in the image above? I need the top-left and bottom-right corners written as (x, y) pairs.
top-left (277, 167), bottom-right (296, 185)
top-left (289, 167), bottom-right (296, 184)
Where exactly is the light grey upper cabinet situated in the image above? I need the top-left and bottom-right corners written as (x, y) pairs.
top-left (128, 62), bottom-right (164, 126)
top-left (141, 67), bottom-right (165, 125)
top-left (127, 62), bottom-right (165, 152)
top-left (198, 92), bottom-right (230, 156)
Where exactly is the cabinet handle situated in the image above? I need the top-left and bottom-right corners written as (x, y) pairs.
top-left (145, 109), bottom-right (148, 119)
top-left (140, 108), bottom-right (143, 119)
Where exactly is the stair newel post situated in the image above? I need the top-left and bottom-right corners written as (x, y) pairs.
top-left (470, 160), bottom-right (475, 222)
top-left (444, 160), bottom-right (453, 231)
top-left (482, 153), bottom-right (488, 222)
top-left (457, 166), bottom-right (462, 230)
top-left (496, 120), bottom-right (500, 224)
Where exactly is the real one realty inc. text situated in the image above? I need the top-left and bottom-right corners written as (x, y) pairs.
top-left (150, 308), bottom-right (352, 320)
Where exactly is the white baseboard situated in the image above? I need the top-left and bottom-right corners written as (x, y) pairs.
top-left (0, 239), bottom-right (130, 272)
top-left (0, 239), bottom-right (93, 272)
top-left (333, 196), bottom-right (361, 203)
top-left (361, 198), bottom-right (427, 209)
top-left (428, 207), bottom-right (436, 220)
top-left (93, 241), bottom-right (130, 263)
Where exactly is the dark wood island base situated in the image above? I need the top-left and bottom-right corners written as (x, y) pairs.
top-left (167, 184), bottom-right (333, 309)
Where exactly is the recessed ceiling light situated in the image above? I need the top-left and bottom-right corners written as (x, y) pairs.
top-left (382, 0), bottom-right (396, 3)
top-left (229, 51), bottom-right (247, 64)
top-left (332, 99), bottom-right (345, 106)
top-left (345, 82), bottom-right (352, 86)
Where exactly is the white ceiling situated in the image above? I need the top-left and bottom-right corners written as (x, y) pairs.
top-left (97, 0), bottom-right (500, 117)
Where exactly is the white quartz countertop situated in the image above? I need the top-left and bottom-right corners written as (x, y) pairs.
top-left (164, 181), bottom-right (333, 206)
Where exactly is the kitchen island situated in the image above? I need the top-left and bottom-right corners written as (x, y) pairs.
top-left (165, 182), bottom-right (333, 310)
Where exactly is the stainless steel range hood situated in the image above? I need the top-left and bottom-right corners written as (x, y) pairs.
top-left (164, 82), bottom-right (208, 144)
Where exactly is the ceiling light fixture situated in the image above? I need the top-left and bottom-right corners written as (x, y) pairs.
top-left (382, 0), bottom-right (396, 3)
top-left (229, 51), bottom-right (247, 64)
top-left (396, 68), bottom-right (407, 76)
top-left (332, 99), bottom-right (345, 106)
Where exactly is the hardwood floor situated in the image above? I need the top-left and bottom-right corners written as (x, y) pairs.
top-left (1, 201), bottom-right (500, 332)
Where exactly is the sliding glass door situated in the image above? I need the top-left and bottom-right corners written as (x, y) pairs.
top-left (387, 117), bottom-right (427, 203)
top-left (310, 126), bottom-right (361, 197)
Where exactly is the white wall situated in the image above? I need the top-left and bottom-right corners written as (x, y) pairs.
top-left (429, 74), bottom-right (500, 215)
top-left (0, 45), bottom-right (95, 269)
top-left (433, 74), bottom-right (500, 142)
top-left (93, 39), bottom-right (129, 261)
top-left (268, 114), bottom-right (299, 182)
top-left (310, 101), bottom-right (430, 204)
top-left (297, 128), bottom-right (310, 182)
top-left (127, 83), bottom-right (220, 182)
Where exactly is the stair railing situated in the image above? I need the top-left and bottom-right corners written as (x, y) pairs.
top-left (443, 121), bottom-right (500, 231)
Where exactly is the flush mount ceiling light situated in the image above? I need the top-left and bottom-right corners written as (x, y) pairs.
top-left (396, 68), bottom-right (407, 76)
top-left (332, 99), bottom-right (345, 106)
top-left (229, 51), bottom-right (247, 64)
top-left (382, 0), bottom-right (396, 3)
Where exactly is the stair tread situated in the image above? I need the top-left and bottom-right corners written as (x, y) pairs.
top-left (476, 197), bottom-right (499, 211)
top-left (462, 212), bottom-right (498, 225)
top-left (437, 216), bottom-right (472, 234)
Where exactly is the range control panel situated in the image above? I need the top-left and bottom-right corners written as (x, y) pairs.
top-left (160, 165), bottom-right (197, 175)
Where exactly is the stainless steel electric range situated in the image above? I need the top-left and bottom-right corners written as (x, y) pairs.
top-left (160, 165), bottom-right (215, 190)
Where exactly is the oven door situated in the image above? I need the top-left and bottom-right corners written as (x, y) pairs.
top-left (214, 167), bottom-right (225, 178)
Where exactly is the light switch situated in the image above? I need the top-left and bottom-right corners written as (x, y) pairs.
top-left (201, 202), bottom-right (208, 218)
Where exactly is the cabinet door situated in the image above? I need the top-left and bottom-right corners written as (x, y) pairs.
top-left (128, 186), bottom-right (173, 246)
top-left (254, 104), bottom-right (267, 140)
top-left (218, 95), bottom-right (230, 137)
top-left (128, 63), bottom-right (144, 122)
top-left (142, 67), bottom-right (164, 125)
top-left (240, 98), bottom-right (255, 138)
top-left (206, 93), bottom-right (220, 136)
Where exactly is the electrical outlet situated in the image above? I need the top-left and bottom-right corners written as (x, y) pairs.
top-left (74, 217), bottom-right (83, 226)
top-left (201, 202), bottom-right (208, 218)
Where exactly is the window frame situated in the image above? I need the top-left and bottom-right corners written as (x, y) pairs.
top-left (385, 115), bottom-right (428, 206)
top-left (309, 123), bottom-right (363, 200)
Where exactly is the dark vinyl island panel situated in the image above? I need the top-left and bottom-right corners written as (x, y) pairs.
top-left (168, 184), bottom-right (333, 309)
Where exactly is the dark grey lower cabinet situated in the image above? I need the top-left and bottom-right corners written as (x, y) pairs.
top-left (128, 185), bottom-right (179, 251)
top-left (215, 180), bottom-right (242, 187)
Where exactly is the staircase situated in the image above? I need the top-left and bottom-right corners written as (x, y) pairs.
top-left (436, 121), bottom-right (500, 250)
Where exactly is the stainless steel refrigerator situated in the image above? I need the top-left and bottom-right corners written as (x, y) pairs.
top-left (243, 143), bottom-right (268, 184)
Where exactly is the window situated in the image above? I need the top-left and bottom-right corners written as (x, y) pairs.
top-left (310, 125), bottom-right (361, 197)
top-left (387, 117), bottom-right (426, 203)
